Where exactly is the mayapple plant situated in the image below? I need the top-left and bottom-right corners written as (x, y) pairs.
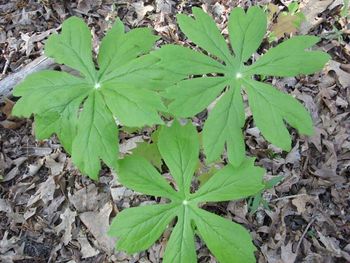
top-left (10, 4), bottom-right (330, 263)
top-left (109, 121), bottom-right (265, 263)
top-left (154, 6), bottom-right (330, 166)
top-left (11, 17), bottom-right (183, 179)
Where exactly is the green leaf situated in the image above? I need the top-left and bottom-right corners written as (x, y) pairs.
top-left (12, 71), bottom-right (90, 117)
top-left (166, 77), bottom-right (229, 118)
top-left (245, 36), bottom-right (331, 77)
top-left (34, 112), bottom-right (60, 140)
top-left (177, 7), bottom-right (232, 65)
top-left (192, 158), bottom-right (264, 203)
top-left (248, 175), bottom-right (284, 214)
top-left (288, 1), bottom-right (300, 14)
top-left (72, 92), bottom-right (119, 179)
top-left (202, 87), bottom-right (245, 166)
top-left (132, 141), bottom-right (163, 170)
top-left (12, 17), bottom-right (168, 179)
top-left (34, 96), bottom-right (82, 153)
top-left (197, 165), bottom-right (219, 186)
top-left (265, 175), bottom-right (284, 189)
top-left (108, 203), bottom-right (178, 253)
top-left (152, 45), bottom-right (227, 76)
top-left (248, 190), bottom-right (263, 214)
top-left (244, 79), bottom-right (313, 150)
top-left (158, 121), bottom-right (199, 197)
top-left (248, 175), bottom-right (285, 214)
top-left (157, 7), bottom-right (329, 165)
top-left (228, 6), bottom-right (267, 63)
top-left (45, 17), bottom-right (96, 82)
top-left (118, 155), bottom-right (178, 200)
top-left (98, 19), bottom-right (158, 77)
top-left (192, 208), bottom-right (256, 263)
top-left (102, 84), bottom-right (165, 127)
top-left (100, 54), bottom-right (185, 91)
top-left (341, 0), bottom-right (349, 17)
top-left (163, 207), bottom-right (197, 263)
top-left (109, 122), bottom-right (264, 262)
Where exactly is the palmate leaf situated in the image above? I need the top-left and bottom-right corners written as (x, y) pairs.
top-left (109, 121), bottom-right (265, 263)
top-left (12, 17), bottom-right (179, 179)
top-left (154, 6), bottom-right (330, 166)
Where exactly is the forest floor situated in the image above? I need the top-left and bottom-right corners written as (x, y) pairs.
top-left (0, 0), bottom-right (349, 262)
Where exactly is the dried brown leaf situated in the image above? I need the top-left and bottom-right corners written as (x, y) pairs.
top-left (79, 202), bottom-right (115, 253)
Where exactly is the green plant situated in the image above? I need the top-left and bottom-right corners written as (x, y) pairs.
top-left (286, 1), bottom-right (305, 27)
top-left (131, 128), bottom-right (163, 169)
top-left (248, 175), bottom-right (284, 214)
top-left (10, 6), bottom-right (331, 262)
top-left (11, 17), bottom-right (180, 179)
top-left (341, 0), bottom-right (349, 17)
top-left (323, 25), bottom-right (347, 44)
top-left (109, 121), bottom-right (265, 263)
top-left (154, 6), bottom-right (330, 167)
top-left (267, 1), bottom-right (306, 41)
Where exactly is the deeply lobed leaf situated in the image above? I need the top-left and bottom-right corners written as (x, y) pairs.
top-left (192, 158), bottom-right (265, 203)
top-left (192, 208), bottom-right (256, 263)
top-left (108, 203), bottom-right (178, 253)
top-left (243, 79), bottom-right (313, 150)
top-left (202, 86), bottom-right (245, 164)
top-left (109, 121), bottom-right (264, 263)
top-left (45, 17), bottom-right (96, 82)
top-left (157, 121), bottom-right (200, 197)
top-left (155, 6), bottom-right (330, 166)
top-left (244, 36), bottom-right (330, 76)
top-left (12, 16), bottom-right (176, 179)
top-left (228, 6), bottom-right (267, 63)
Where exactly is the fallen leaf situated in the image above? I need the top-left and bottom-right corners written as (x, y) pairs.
top-left (0, 199), bottom-right (12, 213)
top-left (285, 142), bottom-right (301, 165)
top-left (27, 175), bottom-right (56, 206)
top-left (110, 187), bottom-right (134, 202)
top-left (300, 0), bottom-right (334, 34)
top-left (281, 242), bottom-right (297, 263)
top-left (0, 231), bottom-right (21, 254)
top-left (132, 141), bottom-right (162, 169)
top-left (45, 153), bottom-right (66, 176)
top-left (0, 98), bottom-right (14, 117)
top-left (291, 193), bottom-right (313, 214)
top-left (3, 157), bottom-right (27, 182)
top-left (68, 184), bottom-right (109, 212)
top-left (271, 14), bottom-right (299, 38)
top-left (130, 2), bottom-right (154, 25)
top-left (326, 60), bottom-right (350, 88)
top-left (77, 232), bottom-right (100, 258)
top-left (155, 0), bottom-right (174, 14)
top-left (79, 202), bottom-right (115, 253)
top-left (318, 232), bottom-right (343, 257)
top-left (43, 195), bottom-right (65, 223)
top-left (55, 207), bottom-right (76, 245)
top-left (120, 136), bottom-right (144, 154)
top-left (77, 0), bottom-right (102, 14)
top-left (23, 207), bottom-right (36, 220)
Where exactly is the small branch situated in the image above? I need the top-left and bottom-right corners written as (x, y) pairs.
top-left (271, 193), bottom-right (308, 202)
top-left (0, 56), bottom-right (56, 101)
top-left (1, 51), bottom-right (14, 76)
top-left (295, 217), bottom-right (316, 256)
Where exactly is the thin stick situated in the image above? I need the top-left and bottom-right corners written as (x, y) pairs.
top-left (271, 193), bottom-right (308, 202)
top-left (0, 56), bottom-right (55, 101)
top-left (295, 217), bottom-right (316, 256)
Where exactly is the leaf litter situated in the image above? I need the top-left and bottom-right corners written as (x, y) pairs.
top-left (0, 0), bottom-right (349, 262)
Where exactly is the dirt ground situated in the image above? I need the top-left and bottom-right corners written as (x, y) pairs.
top-left (0, 0), bottom-right (349, 262)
